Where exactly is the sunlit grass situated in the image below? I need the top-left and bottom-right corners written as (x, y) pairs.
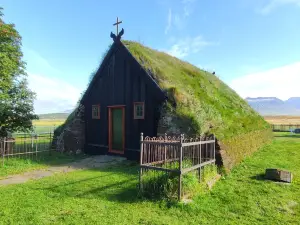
top-left (0, 152), bottom-right (86, 178)
top-left (32, 119), bottom-right (65, 127)
top-left (0, 135), bottom-right (298, 224)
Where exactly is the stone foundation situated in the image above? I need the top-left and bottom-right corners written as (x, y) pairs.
top-left (56, 105), bottom-right (85, 153)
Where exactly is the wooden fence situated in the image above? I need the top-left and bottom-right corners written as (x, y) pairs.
top-left (0, 132), bottom-right (54, 166)
top-left (272, 124), bottom-right (300, 132)
top-left (139, 133), bottom-right (216, 201)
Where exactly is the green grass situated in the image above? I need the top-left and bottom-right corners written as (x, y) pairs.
top-left (32, 119), bottom-right (65, 133)
top-left (142, 161), bottom-right (218, 200)
top-left (122, 40), bottom-right (269, 140)
top-left (273, 131), bottom-right (300, 139)
top-left (0, 152), bottom-right (86, 178)
top-left (12, 119), bottom-right (64, 134)
top-left (0, 134), bottom-right (299, 224)
top-left (32, 119), bottom-right (65, 127)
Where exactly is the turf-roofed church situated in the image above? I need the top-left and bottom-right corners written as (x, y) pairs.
top-left (57, 19), bottom-right (272, 171)
top-left (80, 26), bottom-right (166, 160)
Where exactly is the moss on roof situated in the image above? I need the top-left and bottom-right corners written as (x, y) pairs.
top-left (122, 40), bottom-right (269, 140)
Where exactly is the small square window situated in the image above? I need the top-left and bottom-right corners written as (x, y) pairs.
top-left (134, 102), bottom-right (145, 119)
top-left (92, 105), bottom-right (100, 119)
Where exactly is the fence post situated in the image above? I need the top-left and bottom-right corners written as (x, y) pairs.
top-left (35, 134), bottom-right (38, 159)
top-left (31, 134), bottom-right (34, 150)
top-left (139, 133), bottom-right (144, 192)
top-left (49, 131), bottom-right (52, 156)
top-left (199, 138), bottom-right (202, 182)
top-left (3, 138), bottom-right (6, 167)
top-left (178, 134), bottom-right (184, 201)
top-left (164, 133), bottom-right (167, 165)
top-left (213, 135), bottom-right (216, 162)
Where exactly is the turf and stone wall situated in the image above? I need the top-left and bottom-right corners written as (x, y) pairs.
top-left (53, 105), bottom-right (85, 153)
top-left (217, 128), bottom-right (273, 172)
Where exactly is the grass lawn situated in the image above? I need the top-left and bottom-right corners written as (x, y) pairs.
top-left (0, 133), bottom-right (299, 224)
top-left (0, 152), bottom-right (86, 179)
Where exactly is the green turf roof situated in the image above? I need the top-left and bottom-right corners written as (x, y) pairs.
top-left (122, 40), bottom-right (269, 140)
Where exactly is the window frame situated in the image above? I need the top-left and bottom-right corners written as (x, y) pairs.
top-left (133, 102), bottom-right (145, 120)
top-left (92, 104), bottom-right (100, 119)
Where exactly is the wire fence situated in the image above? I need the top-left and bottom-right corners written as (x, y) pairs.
top-left (0, 132), bottom-right (54, 167)
top-left (272, 124), bottom-right (300, 132)
top-left (12, 126), bottom-right (57, 136)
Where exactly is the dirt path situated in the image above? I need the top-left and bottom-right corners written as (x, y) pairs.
top-left (0, 155), bottom-right (126, 186)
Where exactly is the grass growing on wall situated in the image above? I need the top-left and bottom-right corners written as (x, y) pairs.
top-left (122, 40), bottom-right (272, 170)
top-left (220, 128), bottom-right (273, 171)
top-left (122, 40), bottom-right (270, 140)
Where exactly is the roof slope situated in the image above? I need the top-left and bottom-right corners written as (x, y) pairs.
top-left (122, 40), bottom-right (269, 140)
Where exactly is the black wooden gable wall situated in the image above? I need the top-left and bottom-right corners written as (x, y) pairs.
top-left (84, 41), bottom-right (165, 159)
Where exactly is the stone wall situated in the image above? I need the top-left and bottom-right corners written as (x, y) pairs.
top-left (55, 105), bottom-right (85, 154)
top-left (156, 102), bottom-right (196, 137)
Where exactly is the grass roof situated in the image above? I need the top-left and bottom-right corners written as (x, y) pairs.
top-left (122, 40), bottom-right (269, 140)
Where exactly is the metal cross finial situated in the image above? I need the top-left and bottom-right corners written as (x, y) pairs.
top-left (113, 17), bottom-right (122, 35)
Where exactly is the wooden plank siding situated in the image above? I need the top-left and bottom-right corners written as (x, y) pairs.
top-left (83, 41), bottom-right (165, 160)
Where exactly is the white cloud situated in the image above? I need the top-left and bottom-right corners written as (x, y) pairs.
top-left (23, 48), bottom-right (86, 114)
top-left (165, 8), bottom-right (172, 34)
top-left (166, 36), bottom-right (215, 58)
top-left (23, 48), bottom-right (62, 77)
top-left (173, 14), bottom-right (185, 30)
top-left (229, 62), bottom-right (300, 100)
top-left (259, 0), bottom-right (300, 15)
top-left (164, 0), bottom-right (197, 33)
top-left (182, 0), bottom-right (196, 17)
top-left (28, 73), bottom-right (83, 114)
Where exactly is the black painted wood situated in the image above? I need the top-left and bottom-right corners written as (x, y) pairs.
top-left (83, 41), bottom-right (166, 160)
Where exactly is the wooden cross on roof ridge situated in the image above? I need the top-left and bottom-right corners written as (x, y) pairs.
top-left (113, 17), bottom-right (122, 36)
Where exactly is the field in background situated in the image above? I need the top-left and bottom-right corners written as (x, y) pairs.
top-left (27, 112), bottom-right (69, 133)
top-left (264, 116), bottom-right (300, 125)
top-left (32, 119), bottom-right (65, 127)
top-left (37, 113), bottom-right (69, 120)
top-left (31, 119), bottom-right (66, 133)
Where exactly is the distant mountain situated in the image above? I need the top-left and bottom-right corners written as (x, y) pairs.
top-left (246, 97), bottom-right (300, 116)
top-left (61, 109), bottom-right (73, 113)
top-left (285, 97), bottom-right (300, 109)
top-left (38, 113), bottom-right (70, 120)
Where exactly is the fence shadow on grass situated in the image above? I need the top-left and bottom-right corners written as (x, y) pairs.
top-left (34, 164), bottom-right (143, 204)
top-left (0, 151), bottom-right (87, 178)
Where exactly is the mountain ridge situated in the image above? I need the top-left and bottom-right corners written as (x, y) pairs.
top-left (246, 97), bottom-right (300, 116)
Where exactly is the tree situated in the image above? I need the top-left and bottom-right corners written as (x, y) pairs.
top-left (0, 7), bottom-right (38, 137)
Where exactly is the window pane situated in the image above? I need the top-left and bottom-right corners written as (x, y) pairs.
top-left (92, 105), bottom-right (100, 118)
top-left (135, 104), bottom-right (144, 118)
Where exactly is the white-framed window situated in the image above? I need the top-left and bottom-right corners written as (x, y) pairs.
top-left (134, 102), bottom-right (145, 119)
top-left (92, 104), bottom-right (100, 119)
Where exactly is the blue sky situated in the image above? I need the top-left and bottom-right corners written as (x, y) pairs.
top-left (1, 0), bottom-right (300, 113)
